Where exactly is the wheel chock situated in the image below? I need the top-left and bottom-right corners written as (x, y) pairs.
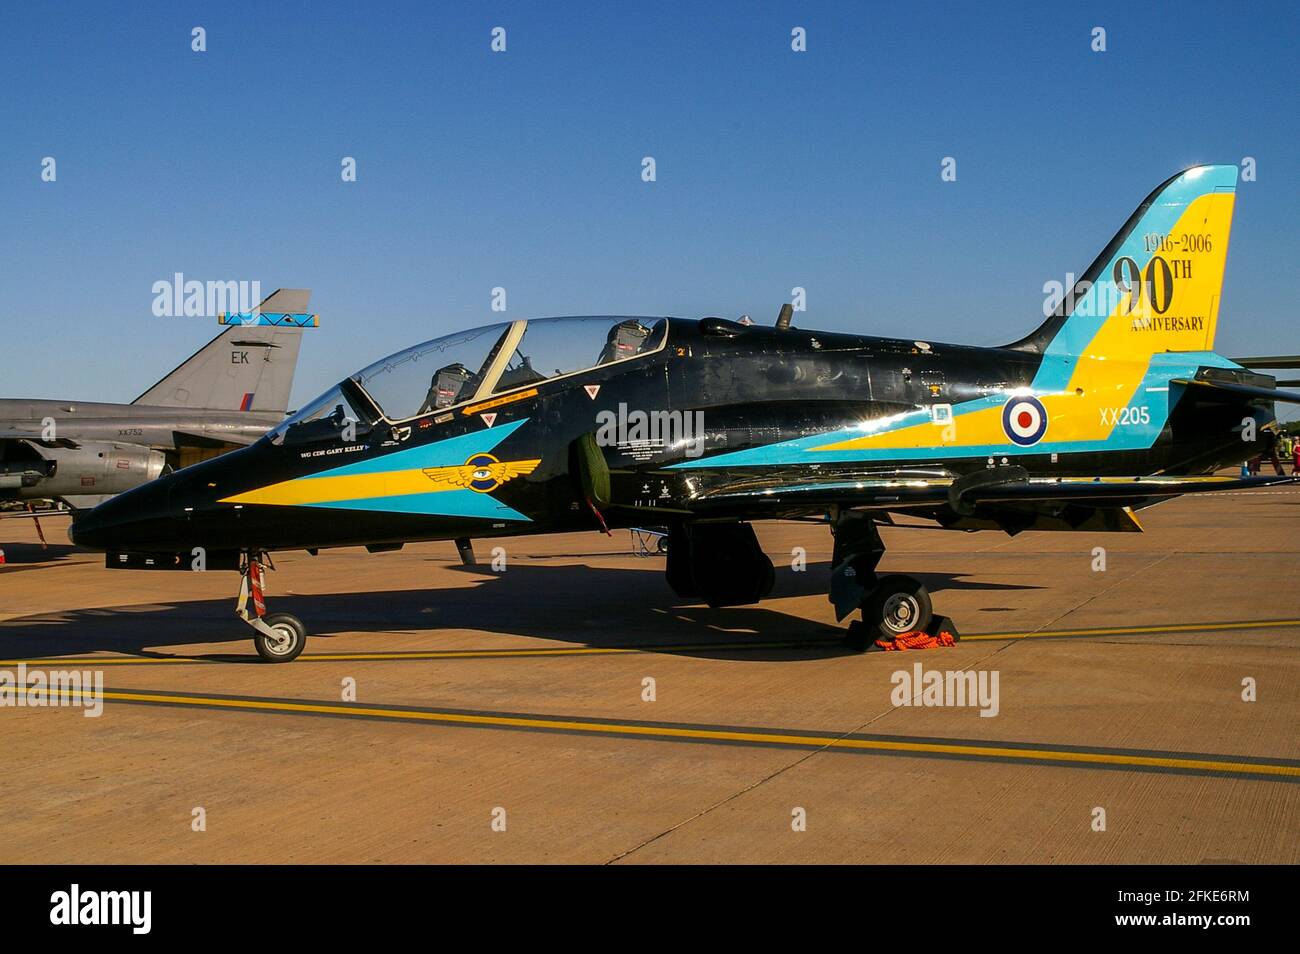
top-left (926, 615), bottom-right (960, 641)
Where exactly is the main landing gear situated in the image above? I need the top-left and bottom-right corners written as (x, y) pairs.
top-left (236, 551), bottom-right (307, 662)
top-left (830, 510), bottom-right (954, 651)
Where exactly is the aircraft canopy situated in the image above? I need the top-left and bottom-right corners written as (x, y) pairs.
top-left (269, 316), bottom-right (667, 445)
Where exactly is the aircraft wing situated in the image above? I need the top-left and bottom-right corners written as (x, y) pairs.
top-left (0, 430), bottom-right (78, 447)
top-left (0, 506), bottom-right (71, 520)
top-left (686, 476), bottom-right (954, 516)
top-left (684, 471), bottom-right (1300, 523)
top-left (170, 427), bottom-right (261, 447)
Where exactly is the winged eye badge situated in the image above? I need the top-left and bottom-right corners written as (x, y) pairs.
top-left (422, 453), bottom-right (541, 493)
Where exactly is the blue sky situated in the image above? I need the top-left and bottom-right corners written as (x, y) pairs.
top-left (2, 1), bottom-right (1297, 408)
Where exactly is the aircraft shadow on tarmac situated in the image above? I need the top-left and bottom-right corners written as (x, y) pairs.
top-left (0, 560), bottom-right (1038, 663)
top-left (0, 541), bottom-right (78, 573)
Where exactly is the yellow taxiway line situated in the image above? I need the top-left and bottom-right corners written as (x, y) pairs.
top-left (961, 617), bottom-right (1300, 642)
top-left (58, 686), bottom-right (1300, 782)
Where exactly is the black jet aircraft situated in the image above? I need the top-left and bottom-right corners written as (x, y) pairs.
top-left (71, 165), bottom-right (1300, 661)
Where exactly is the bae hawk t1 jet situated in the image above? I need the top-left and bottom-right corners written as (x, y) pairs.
top-left (71, 166), bottom-right (1300, 661)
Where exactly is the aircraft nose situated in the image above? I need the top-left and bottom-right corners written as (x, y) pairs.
top-left (69, 493), bottom-right (130, 550)
top-left (67, 507), bottom-right (101, 549)
top-left (69, 478), bottom-right (170, 551)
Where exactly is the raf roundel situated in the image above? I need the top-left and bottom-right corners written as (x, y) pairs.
top-left (1002, 395), bottom-right (1048, 446)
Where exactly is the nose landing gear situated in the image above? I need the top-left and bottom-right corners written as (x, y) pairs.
top-left (237, 551), bottom-right (307, 662)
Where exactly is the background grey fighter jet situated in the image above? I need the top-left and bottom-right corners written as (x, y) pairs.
top-left (0, 288), bottom-right (313, 509)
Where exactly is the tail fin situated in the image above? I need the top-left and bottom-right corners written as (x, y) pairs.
top-left (1008, 165), bottom-right (1238, 358)
top-left (132, 288), bottom-right (311, 412)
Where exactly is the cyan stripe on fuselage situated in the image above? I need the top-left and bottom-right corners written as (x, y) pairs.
top-left (262, 418), bottom-right (534, 520)
top-left (301, 418), bottom-right (530, 479)
top-left (310, 489), bottom-right (530, 521)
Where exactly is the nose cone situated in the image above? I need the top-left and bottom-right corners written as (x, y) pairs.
top-left (68, 504), bottom-right (104, 549)
top-left (69, 477), bottom-right (172, 551)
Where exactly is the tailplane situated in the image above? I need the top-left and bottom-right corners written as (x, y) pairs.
top-left (132, 288), bottom-right (311, 412)
top-left (1008, 165), bottom-right (1238, 359)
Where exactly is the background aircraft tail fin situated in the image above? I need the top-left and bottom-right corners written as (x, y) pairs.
top-left (1006, 165), bottom-right (1238, 358)
top-left (131, 288), bottom-right (310, 412)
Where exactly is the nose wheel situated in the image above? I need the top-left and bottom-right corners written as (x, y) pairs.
top-left (253, 612), bottom-right (307, 662)
top-left (237, 552), bottom-right (307, 663)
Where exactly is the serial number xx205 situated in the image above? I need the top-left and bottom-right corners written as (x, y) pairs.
top-left (1100, 406), bottom-right (1151, 426)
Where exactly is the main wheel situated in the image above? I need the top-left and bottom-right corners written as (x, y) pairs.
top-left (863, 574), bottom-right (932, 638)
top-left (254, 612), bottom-right (307, 662)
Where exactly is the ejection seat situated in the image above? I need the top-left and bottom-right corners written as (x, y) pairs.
top-left (419, 363), bottom-right (476, 414)
top-left (597, 319), bottom-right (652, 365)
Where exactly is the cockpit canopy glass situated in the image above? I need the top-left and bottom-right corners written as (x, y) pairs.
top-left (354, 322), bottom-right (512, 423)
top-left (353, 316), bottom-right (666, 423)
top-left (492, 316), bottom-right (665, 394)
top-left (268, 383), bottom-right (373, 446)
top-left (267, 317), bottom-right (668, 444)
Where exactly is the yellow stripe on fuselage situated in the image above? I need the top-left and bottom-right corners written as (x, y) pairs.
top-left (221, 469), bottom-right (448, 507)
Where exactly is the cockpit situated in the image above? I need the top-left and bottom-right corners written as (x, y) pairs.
top-left (269, 316), bottom-right (668, 445)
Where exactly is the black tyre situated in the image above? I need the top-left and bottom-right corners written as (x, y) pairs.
top-left (665, 525), bottom-right (697, 597)
top-left (254, 612), bottom-right (307, 662)
top-left (863, 574), bottom-right (932, 637)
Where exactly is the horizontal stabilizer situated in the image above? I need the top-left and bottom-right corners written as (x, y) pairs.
top-left (1231, 355), bottom-right (1300, 370)
top-left (1171, 378), bottom-right (1300, 404)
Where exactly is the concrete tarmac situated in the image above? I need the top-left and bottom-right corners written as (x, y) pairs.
top-left (1, 487), bottom-right (1297, 864)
